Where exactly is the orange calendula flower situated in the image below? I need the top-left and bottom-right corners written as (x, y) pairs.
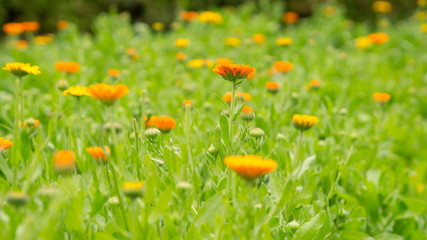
top-left (34, 35), bottom-right (53, 45)
top-left (180, 11), bottom-right (198, 21)
top-left (252, 34), bottom-right (266, 44)
top-left (87, 146), bottom-right (110, 163)
top-left (0, 137), bottom-right (13, 151)
top-left (15, 40), bottom-right (29, 49)
top-left (223, 92), bottom-right (251, 103)
top-left (88, 83), bottom-right (129, 105)
top-left (108, 69), bottom-right (120, 77)
top-left (57, 20), bottom-right (68, 30)
top-left (55, 61), bottom-right (80, 74)
top-left (63, 86), bottom-right (92, 97)
top-left (224, 37), bottom-right (241, 47)
top-left (176, 52), bottom-right (186, 61)
top-left (276, 37), bottom-right (293, 46)
top-left (216, 58), bottom-right (233, 65)
top-left (224, 155), bottom-right (277, 180)
top-left (145, 116), bottom-right (176, 133)
top-left (198, 11), bottom-right (223, 24)
top-left (213, 64), bottom-right (256, 81)
top-left (356, 37), bottom-right (372, 49)
top-left (266, 81), bottom-right (280, 93)
top-left (273, 61), bottom-right (293, 73)
top-left (310, 79), bottom-right (321, 89)
top-left (123, 181), bottom-right (144, 198)
top-left (182, 100), bottom-right (193, 110)
top-left (367, 33), bottom-right (389, 44)
top-left (3, 62), bottom-right (41, 77)
top-left (174, 38), bottom-right (190, 48)
top-left (53, 150), bottom-right (76, 173)
top-left (3, 22), bottom-right (24, 35)
top-left (292, 114), bottom-right (319, 131)
top-left (21, 21), bottom-right (40, 32)
top-left (283, 12), bottom-right (299, 24)
top-left (372, 1), bottom-right (392, 14)
top-left (373, 92), bottom-right (391, 103)
top-left (126, 48), bottom-right (140, 61)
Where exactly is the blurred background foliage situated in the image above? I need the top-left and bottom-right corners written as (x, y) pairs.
top-left (0, 0), bottom-right (420, 34)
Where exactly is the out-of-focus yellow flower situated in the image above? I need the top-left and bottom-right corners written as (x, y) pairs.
top-left (199, 11), bottom-right (223, 24)
top-left (224, 37), bottom-right (241, 47)
top-left (416, 183), bottom-right (424, 193)
top-left (273, 61), bottom-right (293, 73)
top-left (57, 20), bottom-right (68, 30)
top-left (123, 181), bottom-right (144, 198)
top-left (54, 150), bottom-right (76, 174)
top-left (356, 37), bottom-right (372, 49)
top-left (276, 37), bottom-right (293, 46)
top-left (224, 155), bottom-right (277, 180)
top-left (152, 22), bottom-right (164, 31)
top-left (63, 86), bottom-right (92, 97)
top-left (283, 12), bottom-right (299, 24)
top-left (252, 33), bottom-right (265, 44)
top-left (34, 35), bottom-right (53, 45)
top-left (3, 62), bottom-right (41, 77)
top-left (213, 64), bottom-right (256, 81)
top-left (88, 83), bottom-right (129, 106)
top-left (55, 61), bottom-right (80, 74)
top-left (367, 33), bottom-right (389, 44)
top-left (145, 116), bottom-right (176, 133)
top-left (216, 58), bottom-right (233, 65)
top-left (421, 24), bottom-right (427, 33)
top-left (373, 92), bottom-right (391, 103)
top-left (180, 11), bottom-right (198, 21)
top-left (15, 40), bottom-right (29, 49)
top-left (0, 137), bottom-right (13, 151)
top-left (108, 69), bottom-right (120, 78)
top-left (418, 0), bottom-right (426, 6)
top-left (372, 1), bottom-right (392, 13)
top-left (187, 59), bottom-right (205, 68)
top-left (323, 6), bottom-right (336, 17)
top-left (176, 52), bottom-right (186, 61)
top-left (204, 59), bottom-right (214, 68)
top-left (87, 146), bottom-right (110, 163)
top-left (2, 23), bottom-right (24, 35)
top-left (292, 114), bottom-right (319, 131)
top-left (417, 11), bottom-right (426, 21)
top-left (174, 38), bottom-right (190, 48)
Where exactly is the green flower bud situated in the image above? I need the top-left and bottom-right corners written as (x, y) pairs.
top-left (249, 128), bottom-right (265, 139)
top-left (6, 191), bottom-right (28, 207)
top-left (144, 128), bottom-right (161, 142)
top-left (56, 79), bottom-right (69, 91)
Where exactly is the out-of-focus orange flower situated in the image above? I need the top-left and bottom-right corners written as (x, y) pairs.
top-left (224, 37), bottom-right (241, 47)
top-left (3, 23), bottom-right (24, 35)
top-left (63, 86), bottom-right (92, 97)
top-left (216, 58), bottom-right (233, 65)
top-left (176, 52), bottom-right (186, 61)
top-left (273, 61), bottom-right (293, 73)
top-left (15, 40), bottom-right (29, 49)
top-left (180, 11), bottom-right (198, 21)
top-left (283, 12), bottom-right (299, 24)
top-left (175, 38), bottom-right (190, 48)
top-left (224, 155), bottom-right (277, 179)
top-left (57, 20), bottom-right (68, 30)
top-left (310, 79), bottom-right (321, 89)
top-left (252, 33), bottom-right (265, 44)
top-left (223, 92), bottom-right (251, 103)
top-left (34, 35), bottom-right (53, 45)
top-left (276, 37), bottom-right (293, 46)
top-left (356, 37), bottom-right (372, 49)
top-left (108, 69), bottom-right (120, 77)
top-left (182, 100), bottom-right (193, 110)
top-left (213, 64), bottom-right (256, 81)
top-left (54, 150), bottom-right (75, 173)
top-left (88, 83), bottom-right (129, 106)
top-left (87, 146), bottom-right (110, 163)
top-left (373, 92), bottom-right (391, 103)
top-left (266, 81), bottom-right (279, 93)
top-left (199, 11), bottom-right (223, 24)
top-left (21, 21), bottom-right (40, 32)
top-left (367, 33), bottom-right (389, 44)
top-left (145, 116), bottom-right (176, 133)
top-left (55, 61), bottom-right (80, 74)
top-left (0, 137), bottom-right (13, 151)
top-left (126, 48), bottom-right (140, 61)
top-left (372, 1), bottom-right (392, 14)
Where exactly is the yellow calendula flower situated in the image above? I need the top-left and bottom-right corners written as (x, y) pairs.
top-left (356, 37), bottom-right (372, 49)
top-left (421, 24), bottom-right (427, 33)
top-left (174, 38), bottom-right (190, 48)
top-left (372, 1), bottom-right (392, 14)
top-left (292, 114), bottom-right (319, 131)
top-left (198, 11), bottom-right (223, 24)
top-left (34, 35), bottom-right (53, 45)
top-left (418, 0), bottom-right (426, 7)
top-left (0, 137), bottom-right (13, 151)
top-left (63, 86), bottom-right (92, 97)
top-left (3, 62), bottom-right (41, 77)
top-left (224, 155), bottom-right (277, 180)
top-left (417, 11), bottom-right (426, 21)
top-left (276, 37), bottom-right (293, 46)
top-left (123, 181), bottom-right (144, 198)
top-left (152, 22), bottom-right (164, 31)
top-left (224, 37), bottom-right (241, 47)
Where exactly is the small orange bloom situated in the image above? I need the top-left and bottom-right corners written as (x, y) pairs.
top-left (57, 20), bottom-right (68, 30)
top-left (54, 150), bottom-right (75, 173)
top-left (21, 21), bottom-right (40, 32)
top-left (126, 48), bottom-right (140, 61)
top-left (0, 137), bottom-right (13, 151)
top-left (145, 116), bottom-right (176, 133)
top-left (87, 147), bottom-right (110, 163)
top-left (176, 52), bottom-right (186, 61)
top-left (108, 69), bottom-right (120, 77)
top-left (88, 83), bottom-right (129, 106)
top-left (273, 61), bottom-right (293, 73)
top-left (15, 40), bottom-right (29, 49)
top-left (252, 33), bottom-right (266, 44)
top-left (180, 11), bottom-right (198, 21)
top-left (266, 81), bottom-right (280, 93)
top-left (283, 12), bottom-right (299, 24)
top-left (224, 155), bottom-right (277, 179)
top-left (367, 33), bottom-right (389, 44)
top-left (223, 92), bottom-right (251, 103)
top-left (3, 23), bottom-right (24, 35)
top-left (213, 64), bottom-right (256, 81)
top-left (310, 79), bottom-right (321, 89)
top-left (216, 58), bottom-right (233, 65)
top-left (373, 92), bottom-right (391, 103)
top-left (55, 61), bottom-right (80, 74)
top-left (241, 106), bottom-right (255, 122)
top-left (182, 100), bottom-right (193, 110)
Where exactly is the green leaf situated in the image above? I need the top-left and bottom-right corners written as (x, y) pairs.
top-left (293, 211), bottom-right (328, 240)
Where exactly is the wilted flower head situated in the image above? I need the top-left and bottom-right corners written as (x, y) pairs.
top-left (0, 137), bottom-right (13, 151)
top-left (283, 12), bottom-right (299, 24)
top-left (224, 155), bottom-right (277, 180)
top-left (292, 114), bottom-right (319, 131)
top-left (373, 92), bottom-right (391, 103)
top-left (367, 33), bottom-right (389, 44)
top-left (266, 81), bottom-right (280, 94)
top-left (63, 86), bottom-right (92, 97)
top-left (88, 83), bottom-right (129, 105)
top-left (175, 38), bottom-right (190, 48)
top-left (86, 146), bottom-right (110, 163)
top-left (146, 116), bottom-right (176, 133)
top-left (180, 11), bottom-right (198, 21)
top-left (372, 1), bottom-right (392, 13)
top-left (213, 64), bottom-right (256, 81)
top-left (224, 37), bottom-right (241, 47)
top-left (199, 11), bottom-right (223, 24)
top-left (3, 62), bottom-right (41, 77)
top-left (276, 37), bottom-right (293, 46)
top-left (53, 150), bottom-right (76, 174)
top-left (273, 61), bottom-right (293, 73)
top-left (252, 34), bottom-right (266, 44)
top-left (55, 61), bottom-right (80, 74)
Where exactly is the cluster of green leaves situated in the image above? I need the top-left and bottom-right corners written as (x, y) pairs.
top-left (0, 2), bottom-right (426, 239)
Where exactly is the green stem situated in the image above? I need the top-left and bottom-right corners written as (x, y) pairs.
top-left (229, 82), bottom-right (237, 153)
top-left (184, 105), bottom-right (192, 178)
top-left (293, 130), bottom-right (304, 172)
top-left (20, 79), bottom-right (24, 126)
top-left (78, 97), bottom-right (84, 155)
top-left (132, 118), bottom-right (142, 180)
top-left (13, 78), bottom-right (20, 167)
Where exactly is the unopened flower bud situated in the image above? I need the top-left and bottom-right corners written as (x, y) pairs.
top-left (56, 79), bottom-right (69, 91)
top-left (176, 181), bottom-right (193, 190)
top-left (144, 128), bottom-right (161, 142)
top-left (249, 128), bottom-right (265, 139)
top-left (123, 181), bottom-right (144, 199)
top-left (103, 122), bottom-right (122, 134)
top-left (208, 144), bottom-right (217, 155)
top-left (182, 100), bottom-right (193, 110)
top-left (241, 106), bottom-right (255, 122)
top-left (288, 220), bottom-right (300, 231)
